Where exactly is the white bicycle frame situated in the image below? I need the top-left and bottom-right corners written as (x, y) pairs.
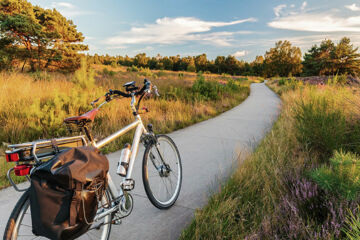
top-left (91, 93), bottom-right (150, 221)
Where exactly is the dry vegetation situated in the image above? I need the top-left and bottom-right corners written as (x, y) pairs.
top-left (181, 81), bottom-right (360, 239)
top-left (0, 63), bottom-right (255, 189)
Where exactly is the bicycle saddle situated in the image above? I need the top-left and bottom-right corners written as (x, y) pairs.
top-left (64, 108), bottom-right (99, 123)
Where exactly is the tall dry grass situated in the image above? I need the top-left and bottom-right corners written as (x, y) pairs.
top-left (0, 66), bottom-right (251, 188)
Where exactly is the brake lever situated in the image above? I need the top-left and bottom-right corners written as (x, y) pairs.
top-left (153, 85), bottom-right (160, 97)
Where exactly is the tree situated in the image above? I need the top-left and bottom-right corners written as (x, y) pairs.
top-left (133, 53), bottom-right (149, 67)
top-left (195, 54), bottom-right (207, 72)
top-left (251, 55), bottom-right (265, 76)
top-left (302, 38), bottom-right (360, 76)
top-left (332, 37), bottom-right (360, 76)
top-left (0, 0), bottom-right (88, 71)
top-left (264, 40), bottom-right (302, 77)
top-left (302, 40), bottom-right (335, 76)
top-left (186, 57), bottom-right (196, 72)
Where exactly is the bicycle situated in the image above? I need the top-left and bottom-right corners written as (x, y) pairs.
top-left (3, 79), bottom-right (182, 240)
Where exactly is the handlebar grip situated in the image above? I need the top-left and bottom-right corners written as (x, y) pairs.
top-left (113, 90), bottom-right (131, 97)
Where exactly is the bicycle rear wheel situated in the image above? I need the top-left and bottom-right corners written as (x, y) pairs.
top-left (3, 189), bottom-right (112, 240)
top-left (142, 134), bottom-right (182, 209)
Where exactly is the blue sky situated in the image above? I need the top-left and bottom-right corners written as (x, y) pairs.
top-left (29, 0), bottom-right (360, 61)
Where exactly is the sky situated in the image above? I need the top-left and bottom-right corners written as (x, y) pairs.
top-left (28, 0), bottom-right (360, 61)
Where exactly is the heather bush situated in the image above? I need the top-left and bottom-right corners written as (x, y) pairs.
top-left (310, 151), bottom-right (360, 200)
top-left (254, 175), bottom-right (358, 239)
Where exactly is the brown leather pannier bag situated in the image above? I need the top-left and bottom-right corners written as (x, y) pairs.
top-left (29, 147), bottom-right (109, 240)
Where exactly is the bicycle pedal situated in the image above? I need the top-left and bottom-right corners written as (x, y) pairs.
top-left (112, 219), bottom-right (122, 225)
top-left (120, 179), bottom-right (135, 191)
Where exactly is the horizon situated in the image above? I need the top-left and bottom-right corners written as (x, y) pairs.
top-left (28, 0), bottom-right (360, 61)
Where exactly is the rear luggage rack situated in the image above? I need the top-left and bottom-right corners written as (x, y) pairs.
top-left (7, 135), bottom-right (88, 163)
top-left (6, 135), bottom-right (88, 192)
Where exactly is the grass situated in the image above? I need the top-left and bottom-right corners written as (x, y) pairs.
top-left (180, 81), bottom-right (360, 239)
top-left (0, 63), bottom-right (254, 189)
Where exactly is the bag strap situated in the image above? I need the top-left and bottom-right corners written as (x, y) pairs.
top-left (69, 182), bottom-right (82, 226)
top-left (50, 139), bottom-right (59, 153)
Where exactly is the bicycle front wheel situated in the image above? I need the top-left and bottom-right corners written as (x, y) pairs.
top-left (142, 134), bottom-right (182, 209)
top-left (3, 188), bottom-right (112, 240)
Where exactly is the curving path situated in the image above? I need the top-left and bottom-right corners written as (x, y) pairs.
top-left (0, 82), bottom-right (281, 240)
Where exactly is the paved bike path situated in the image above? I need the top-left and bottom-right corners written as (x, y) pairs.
top-left (0, 82), bottom-right (281, 239)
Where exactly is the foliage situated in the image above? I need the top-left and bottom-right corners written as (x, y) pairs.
top-left (343, 209), bottom-right (360, 240)
top-left (255, 175), bottom-right (357, 239)
top-left (303, 38), bottom-right (360, 77)
top-left (72, 57), bottom-right (95, 89)
top-left (310, 151), bottom-right (360, 200)
top-left (0, 0), bottom-right (87, 71)
top-left (191, 72), bottom-right (240, 101)
top-left (294, 95), bottom-right (348, 159)
top-left (102, 67), bottom-right (115, 77)
top-left (264, 40), bottom-right (302, 77)
top-left (87, 37), bottom-right (360, 78)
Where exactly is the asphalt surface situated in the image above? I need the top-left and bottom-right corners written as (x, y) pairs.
top-left (0, 82), bottom-right (281, 240)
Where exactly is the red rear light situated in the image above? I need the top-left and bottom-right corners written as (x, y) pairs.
top-left (14, 164), bottom-right (32, 176)
top-left (6, 152), bottom-right (20, 162)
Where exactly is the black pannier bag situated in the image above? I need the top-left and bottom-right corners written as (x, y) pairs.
top-left (29, 146), bottom-right (109, 240)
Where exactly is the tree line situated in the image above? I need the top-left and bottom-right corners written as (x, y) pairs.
top-left (88, 38), bottom-right (360, 77)
top-left (1, 0), bottom-right (360, 77)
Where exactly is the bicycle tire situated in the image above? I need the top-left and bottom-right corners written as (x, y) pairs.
top-left (142, 134), bottom-right (182, 209)
top-left (3, 188), bottom-right (112, 240)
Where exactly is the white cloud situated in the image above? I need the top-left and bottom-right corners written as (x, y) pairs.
top-left (49, 1), bottom-right (93, 17)
top-left (346, 3), bottom-right (360, 11)
top-left (51, 2), bottom-right (74, 9)
top-left (301, 1), bottom-right (307, 11)
top-left (274, 4), bottom-right (287, 17)
top-left (232, 50), bottom-right (248, 58)
top-left (269, 12), bottom-right (360, 32)
top-left (105, 17), bottom-right (257, 47)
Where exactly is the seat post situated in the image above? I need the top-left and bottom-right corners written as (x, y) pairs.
top-left (83, 125), bottom-right (94, 143)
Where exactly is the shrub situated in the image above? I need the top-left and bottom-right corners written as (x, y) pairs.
top-left (102, 68), bottom-right (115, 76)
top-left (156, 70), bottom-right (166, 77)
top-left (127, 65), bottom-right (139, 72)
top-left (343, 208), bottom-right (360, 239)
top-left (187, 64), bottom-right (196, 72)
top-left (254, 175), bottom-right (357, 239)
top-left (73, 57), bottom-right (95, 89)
top-left (310, 151), bottom-right (360, 200)
top-left (138, 67), bottom-right (153, 77)
top-left (110, 61), bottom-right (118, 68)
top-left (192, 73), bottom-right (221, 101)
top-left (29, 71), bottom-right (51, 81)
top-left (328, 74), bottom-right (348, 86)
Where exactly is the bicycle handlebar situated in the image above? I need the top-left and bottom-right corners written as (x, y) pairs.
top-left (91, 79), bottom-right (158, 107)
top-left (108, 79), bottom-right (151, 98)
